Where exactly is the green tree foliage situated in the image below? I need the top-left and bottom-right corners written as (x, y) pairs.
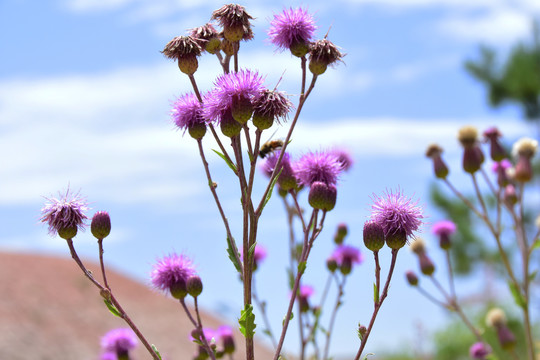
top-left (465, 21), bottom-right (540, 122)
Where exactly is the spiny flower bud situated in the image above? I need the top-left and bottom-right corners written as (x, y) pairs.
top-left (458, 126), bottom-right (484, 174)
top-left (58, 226), bottom-right (78, 240)
top-left (419, 253), bottom-right (435, 276)
top-left (231, 95), bottom-right (253, 124)
top-left (334, 223), bottom-right (348, 245)
top-left (386, 228), bottom-right (407, 250)
top-left (326, 257), bottom-right (338, 272)
top-left (426, 144), bottom-right (449, 179)
top-left (170, 278), bottom-right (188, 299)
top-left (91, 211), bottom-right (111, 240)
top-left (405, 270), bottom-right (419, 286)
top-left (483, 127), bottom-right (506, 162)
top-left (187, 275), bottom-right (203, 298)
top-left (308, 181), bottom-right (337, 211)
top-left (220, 109), bottom-right (242, 138)
top-left (363, 221), bottom-right (385, 251)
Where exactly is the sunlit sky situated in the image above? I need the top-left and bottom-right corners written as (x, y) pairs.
top-left (1, 0), bottom-right (538, 358)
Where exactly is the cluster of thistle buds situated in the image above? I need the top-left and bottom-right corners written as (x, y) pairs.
top-left (426, 125), bottom-right (538, 205)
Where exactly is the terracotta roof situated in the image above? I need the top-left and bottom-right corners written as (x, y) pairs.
top-left (0, 251), bottom-right (273, 360)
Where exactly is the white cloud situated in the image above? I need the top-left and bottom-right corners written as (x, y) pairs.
top-left (0, 57), bottom-right (527, 206)
top-left (438, 8), bottom-right (533, 44)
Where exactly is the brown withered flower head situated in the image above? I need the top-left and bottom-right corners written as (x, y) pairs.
top-left (162, 35), bottom-right (202, 75)
top-left (308, 39), bottom-right (344, 75)
top-left (190, 23), bottom-right (221, 54)
top-left (212, 4), bottom-right (254, 42)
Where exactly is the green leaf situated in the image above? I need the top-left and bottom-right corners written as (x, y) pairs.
top-left (247, 150), bottom-right (254, 163)
top-left (297, 261), bottom-right (307, 275)
top-left (287, 268), bottom-right (295, 290)
top-left (362, 354), bottom-right (374, 360)
top-left (239, 304), bottom-right (256, 339)
top-left (373, 283), bottom-right (379, 304)
top-left (260, 168), bottom-right (283, 213)
top-left (212, 149), bottom-right (237, 173)
top-left (508, 281), bottom-right (527, 309)
top-left (282, 312), bottom-right (294, 326)
top-left (532, 239), bottom-right (540, 250)
top-left (151, 345), bottom-right (162, 360)
top-left (226, 236), bottom-right (242, 274)
top-left (529, 270), bottom-right (538, 282)
top-left (248, 242), bottom-right (257, 259)
top-left (103, 299), bottom-right (122, 318)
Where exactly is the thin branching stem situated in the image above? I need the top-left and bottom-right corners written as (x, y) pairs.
top-left (322, 276), bottom-right (347, 360)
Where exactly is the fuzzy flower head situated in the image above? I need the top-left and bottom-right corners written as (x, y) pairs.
top-left (370, 189), bottom-right (424, 249)
top-left (331, 148), bottom-right (354, 172)
top-left (469, 342), bottom-right (492, 360)
top-left (211, 4), bottom-right (254, 42)
top-left (100, 328), bottom-right (137, 356)
top-left (206, 69), bottom-right (264, 124)
top-left (492, 159), bottom-right (512, 173)
top-left (190, 23), bottom-right (221, 53)
top-left (40, 188), bottom-right (89, 239)
top-left (150, 253), bottom-right (196, 298)
top-left (171, 92), bottom-right (208, 139)
top-left (261, 151), bottom-right (298, 191)
top-left (331, 245), bottom-right (363, 275)
top-left (295, 150), bottom-right (343, 187)
top-left (268, 7), bottom-right (317, 57)
top-left (252, 88), bottom-right (293, 130)
top-left (431, 220), bottom-right (456, 236)
top-left (308, 39), bottom-right (344, 75)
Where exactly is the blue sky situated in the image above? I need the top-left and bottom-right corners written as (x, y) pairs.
top-left (1, 0), bottom-right (539, 358)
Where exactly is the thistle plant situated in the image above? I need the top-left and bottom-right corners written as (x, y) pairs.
top-left (40, 4), bottom-right (426, 360)
top-left (418, 125), bottom-right (540, 359)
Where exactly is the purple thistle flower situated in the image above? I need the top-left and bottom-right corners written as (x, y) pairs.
top-left (100, 328), bottom-right (137, 356)
top-left (214, 69), bottom-right (264, 104)
top-left (431, 220), bottom-right (456, 236)
top-left (370, 189), bottom-right (423, 249)
top-left (491, 158), bottom-right (512, 173)
top-left (261, 151), bottom-right (298, 191)
top-left (469, 342), bottom-right (492, 359)
top-left (171, 92), bottom-right (209, 137)
top-left (331, 244), bottom-right (362, 275)
top-left (268, 7), bottom-right (316, 55)
top-left (294, 150), bottom-right (343, 186)
top-left (150, 253), bottom-right (196, 296)
top-left (299, 284), bottom-right (314, 298)
top-left (40, 188), bottom-right (89, 238)
top-left (331, 245), bottom-right (363, 265)
top-left (218, 325), bottom-right (235, 354)
top-left (331, 148), bottom-right (354, 172)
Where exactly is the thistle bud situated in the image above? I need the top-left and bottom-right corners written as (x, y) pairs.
top-left (91, 211), bottom-right (111, 240)
top-left (170, 277), bottom-right (188, 299)
top-left (308, 181), bottom-right (337, 211)
top-left (385, 228), bottom-right (407, 250)
top-left (426, 144), bottom-right (449, 179)
top-left (410, 238), bottom-right (426, 255)
top-left (483, 127), bottom-right (506, 162)
top-left (458, 126), bottom-right (484, 174)
top-left (220, 109), bottom-right (242, 138)
top-left (405, 271), bottom-right (419, 286)
top-left (334, 223), bottom-right (348, 244)
top-left (231, 95), bottom-right (253, 124)
top-left (326, 257), bottom-right (338, 272)
top-left (419, 253), bottom-right (435, 276)
top-left (58, 226), bottom-right (78, 240)
top-left (504, 184), bottom-right (517, 207)
top-left (363, 221), bottom-right (385, 251)
top-left (187, 276), bottom-right (203, 298)
top-left (512, 137), bottom-right (537, 183)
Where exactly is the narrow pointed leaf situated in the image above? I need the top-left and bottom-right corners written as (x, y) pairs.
top-left (212, 149), bottom-right (237, 173)
top-left (103, 299), bottom-right (122, 318)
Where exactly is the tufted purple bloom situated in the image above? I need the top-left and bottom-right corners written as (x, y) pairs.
top-left (331, 245), bottom-right (363, 265)
top-left (261, 151), bottom-right (298, 191)
top-left (171, 93), bottom-right (204, 130)
top-left (294, 151), bottom-right (343, 187)
top-left (491, 158), bottom-right (512, 173)
top-left (370, 189), bottom-right (423, 248)
top-left (100, 352), bottom-right (116, 360)
top-left (40, 188), bottom-right (89, 238)
top-left (150, 253), bottom-right (196, 296)
top-left (469, 342), bottom-right (491, 359)
top-left (299, 284), bottom-right (314, 298)
top-left (268, 7), bottom-right (316, 53)
top-left (331, 148), bottom-right (354, 172)
top-left (431, 220), bottom-right (456, 236)
top-left (100, 328), bottom-right (137, 356)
